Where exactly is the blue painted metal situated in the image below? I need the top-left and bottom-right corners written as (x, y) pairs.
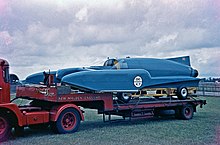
top-left (24, 71), bottom-right (58, 84)
top-left (166, 56), bottom-right (191, 66)
top-left (24, 67), bottom-right (110, 84)
top-left (62, 69), bottom-right (149, 91)
top-left (24, 56), bottom-right (200, 92)
top-left (60, 56), bottom-right (200, 92)
top-left (56, 68), bottom-right (89, 81)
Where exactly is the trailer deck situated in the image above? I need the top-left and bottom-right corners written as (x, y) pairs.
top-left (15, 85), bottom-right (206, 121)
top-left (0, 84), bottom-right (206, 142)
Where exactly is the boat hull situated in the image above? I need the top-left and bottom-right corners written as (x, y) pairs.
top-left (61, 69), bottom-right (200, 92)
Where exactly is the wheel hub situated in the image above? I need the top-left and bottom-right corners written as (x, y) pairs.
top-left (185, 108), bottom-right (191, 116)
top-left (0, 118), bottom-right (6, 134)
top-left (62, 113), bottom-right (76, 130)
top-left (181, 88), bottom-right (187, 97)
top-left (122, 93), bottom-right (130, 100)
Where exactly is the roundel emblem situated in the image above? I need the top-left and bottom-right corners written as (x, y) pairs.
top-left (134, 76), bottom-right (142, 88)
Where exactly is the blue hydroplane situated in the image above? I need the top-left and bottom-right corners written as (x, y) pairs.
top-left (24, 56), bottom-right (200, 102)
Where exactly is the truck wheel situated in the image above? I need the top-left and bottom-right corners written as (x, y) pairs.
top-left (177, 87), bottom-right (188, 100)
top-left (0, 115), bottom-right (11, 142)
top-left (117, 93), bottom-right (131, 103)
top-left (52, 108), bottom-right (80, 134)
top-left (180, 104), bottom-right (194, 120)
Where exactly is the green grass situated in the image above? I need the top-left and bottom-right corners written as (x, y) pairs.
top-left (3, 97), bottom-right (220, 145)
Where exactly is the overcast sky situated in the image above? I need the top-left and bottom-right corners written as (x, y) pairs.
top-left (0, 0), bottom-right (220, 79)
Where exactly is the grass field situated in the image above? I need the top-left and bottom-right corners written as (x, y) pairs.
top-left (3, 97), bottom-right (220, 145)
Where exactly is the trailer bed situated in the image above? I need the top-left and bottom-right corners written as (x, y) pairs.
top-left (16, 85), bottom-right (206, 119)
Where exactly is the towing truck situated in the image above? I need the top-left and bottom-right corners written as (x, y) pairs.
top-left (0, 58), bottom-right (206, 142)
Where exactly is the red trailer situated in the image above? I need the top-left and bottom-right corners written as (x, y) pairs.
top-left (0, 58), bottom-right (206, 142)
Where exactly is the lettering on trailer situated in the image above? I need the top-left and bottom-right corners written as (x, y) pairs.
top-left (37, 88), bottom-right (55, 97)
top-left (134, 76), bottom-right (142, 88)
top-left (58, 95), bottom-right (101, 101)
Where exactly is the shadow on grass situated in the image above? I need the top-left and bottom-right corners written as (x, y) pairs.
top-left (9, 116), bottom-right (176, 140)
top-left (80, 116), bottom-right (178, 130)
top-left (10, 127), bottom-right (54, 141)
top-left (11, 116), bottom-right (179, 140)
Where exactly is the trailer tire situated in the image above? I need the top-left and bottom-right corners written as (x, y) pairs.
top-left (177, 87), bottom-right (188, 100)
top-left (0, 115), bottom-right (11, 142)
top-left (52, 108), bottom-right (80, 134)
top-left (117, 93), bottom-right (131, 103)
top-left (180, 104), bottom-right (194, 120)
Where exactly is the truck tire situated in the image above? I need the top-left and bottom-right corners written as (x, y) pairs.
top-left (52, 108), bottom-right (80, 134)
top-left (0, 115), bottom-right (11, 142)
top-left (180, 104), bottom-right (194, 120)
top-left (117, 93), bottom-right (131, 103)
top-left (177, 87), bottom-right (188, 100)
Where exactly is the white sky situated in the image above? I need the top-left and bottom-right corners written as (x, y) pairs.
top-left (0, 0), bottom-right (220, 79)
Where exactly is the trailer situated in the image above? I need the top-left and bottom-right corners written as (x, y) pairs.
top-left (0, 58), bottom-right (206, 142)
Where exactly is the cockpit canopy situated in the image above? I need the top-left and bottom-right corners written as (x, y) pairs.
top-left (103, 59), bottom-right (118, 67)
top-left (103, 58), bottom-right (128, 69)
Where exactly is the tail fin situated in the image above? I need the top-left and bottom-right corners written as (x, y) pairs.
top-left (167, 56), bottom-right (191, 66)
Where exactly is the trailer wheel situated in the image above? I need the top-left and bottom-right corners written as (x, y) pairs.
top-left (117, 93), bottom-right (131, 103)
top-left (177, 87), bottom-right (188, 100)
top-left (52, 108), bottom-right (80, 134)
top-left (0, 115), bottom-right (11, 142)
top-left (180, 104), bottom-right (194, 120)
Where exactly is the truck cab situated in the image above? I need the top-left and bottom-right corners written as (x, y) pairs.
top-left (0, 59), bottom-right (10, 103)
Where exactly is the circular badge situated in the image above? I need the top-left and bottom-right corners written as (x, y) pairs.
top-left (134, 76), bottom-right (142, 88)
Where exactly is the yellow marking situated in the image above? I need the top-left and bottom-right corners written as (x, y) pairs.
top-left (131, 87), bottom-right (197, 98)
